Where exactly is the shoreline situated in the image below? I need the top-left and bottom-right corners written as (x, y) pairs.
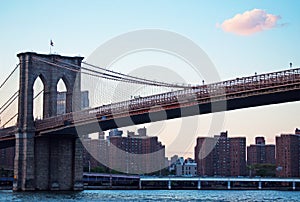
top-left (1, 186), bottom-right (299, 191)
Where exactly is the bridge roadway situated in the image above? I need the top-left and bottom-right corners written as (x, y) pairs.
top-left (1, 67), bottom-right (300, 146)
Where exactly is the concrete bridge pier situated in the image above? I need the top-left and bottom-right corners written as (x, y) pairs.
top-left (13, 134), bottom-right (83, 191)
top-left (36, 135), bottom-right (83, 191)
top-left (13, 132), bottom-right (35, 191)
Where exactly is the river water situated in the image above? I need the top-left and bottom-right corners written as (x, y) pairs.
top-left (1, 190), bottom-right (300, 201)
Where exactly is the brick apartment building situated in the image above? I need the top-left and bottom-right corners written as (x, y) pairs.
top-left (247, 137), bottom-right (276, 166)
top-left (230, 137), bottom-right (247, 176)
top-left (276, 129), bottom-right (300, 177)
top-left (82, 132), bottom-right (109, 170)
top-left (195, 131), bottom-right (246, 177)
top-left (83, 127), bottom-right (166, 174)
top-left (109, 127), bottom-right (165, 174)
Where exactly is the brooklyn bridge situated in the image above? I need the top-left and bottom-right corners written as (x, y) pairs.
top-left (0, 52), bottom-right (299, 191)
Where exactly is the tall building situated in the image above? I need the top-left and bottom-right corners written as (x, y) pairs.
top-left (194, 137), bottom-right (214, 176)
top-left (247, 137), bottom-right (276, 166)
top-left (109, 129), bottom-right (165, 174)
top-left (276, 129), bottom-right (300, 177)
top-left (82, 136), bottom-right (109, 171)
top-left (230, 137), bottom-right (247, 176)
top-left (213, 132), bottom-right (231, 176)
top-left (195, 131), bottom-right (246, 177)
top-left (83, 127), bottom-right (166, 174)
top-left (57, 90), bottom-right (89, 114)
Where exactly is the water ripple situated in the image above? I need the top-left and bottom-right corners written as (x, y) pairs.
top-left (1, 190), bottom-right (300, 202)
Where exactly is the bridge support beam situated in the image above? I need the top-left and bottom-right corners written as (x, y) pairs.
top-left (197, 180), bottom-right (201, 190)
top-left (168, 180), bottom-right (171, 190)
top-left (36, 135), bottom-right (83, 191)
top-left (73, 138), bottom-right (84, 190)
top-left (293, 181), bottom-right (296, 190)
top-left (14, 134), bottom-right (83, 191)
top-left (13, 133), bottom-right (35, 191)
top-left (227, 181), bottom-right (231, 190)
top-left (258, 181), bottom-right (262, 189)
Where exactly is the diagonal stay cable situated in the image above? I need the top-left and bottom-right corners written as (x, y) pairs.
top-left (0, 91), bottom-right (19, 115)
top-left (34, 89), bottom-right (44, 99)
top-left (0, 64), bottom-right (19, 89)
top-left (0, 88), bottom-right (43, 115)
top-left (2, 113), bottom-right (18, 128)
top-left (0, 89), bottom-right (43, 127)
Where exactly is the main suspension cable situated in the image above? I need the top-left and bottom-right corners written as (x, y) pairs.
top-left (82, 61), bottom-right (190, 89)
top-left (54, 58), bottom-right (192, 89)
top-left (58, 58), bottom-right (179, 87)
top-left (33, 57), bottom-right (186, 88)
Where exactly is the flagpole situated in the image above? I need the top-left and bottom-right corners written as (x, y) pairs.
top-left (50, 39), bottom-right (54, 54)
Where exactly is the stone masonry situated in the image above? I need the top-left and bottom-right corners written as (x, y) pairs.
top-left (14, 52), bottom-right (84, 191)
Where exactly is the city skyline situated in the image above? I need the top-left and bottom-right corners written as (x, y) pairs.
top-left (1, 126), bottom-right (299, 174)
top-left (0, 1), bottom-right (300, 157)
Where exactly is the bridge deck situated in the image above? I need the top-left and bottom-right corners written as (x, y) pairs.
top-left (1, 67), bottom-right (300, 141)
top-left (34, 67), bottom-right (300, 135)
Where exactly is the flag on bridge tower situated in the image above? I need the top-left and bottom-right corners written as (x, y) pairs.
top-left (50, 39), bottom-right (54, 54)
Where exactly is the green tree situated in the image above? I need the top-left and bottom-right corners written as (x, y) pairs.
top-left (248, 164), bottom-right (276, 177)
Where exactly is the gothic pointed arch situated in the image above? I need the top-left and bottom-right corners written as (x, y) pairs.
top-left (56, 78), bottom-right (68, 115)
top-left (17, 52), bottom-right (83, 127)
top-left (32, 75), bottom-right (46, 119)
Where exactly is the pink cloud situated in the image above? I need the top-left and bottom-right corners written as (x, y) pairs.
top-left (219, 9), bottom-right (281, 36)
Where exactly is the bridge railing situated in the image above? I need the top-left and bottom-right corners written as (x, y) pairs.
top-left (35, 67), bottom-right (300, 132)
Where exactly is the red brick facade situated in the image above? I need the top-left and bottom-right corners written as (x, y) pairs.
top-left (195, 132), bottom-right (246, 177)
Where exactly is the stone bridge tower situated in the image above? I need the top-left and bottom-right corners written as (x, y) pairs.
top-left (14, 52), bottom-right (84, 191)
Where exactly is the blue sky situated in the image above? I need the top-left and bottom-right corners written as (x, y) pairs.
top-left (1, 1), bottom-right (299, 76)
top-left (0, 1), bottom-right (300, 156)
